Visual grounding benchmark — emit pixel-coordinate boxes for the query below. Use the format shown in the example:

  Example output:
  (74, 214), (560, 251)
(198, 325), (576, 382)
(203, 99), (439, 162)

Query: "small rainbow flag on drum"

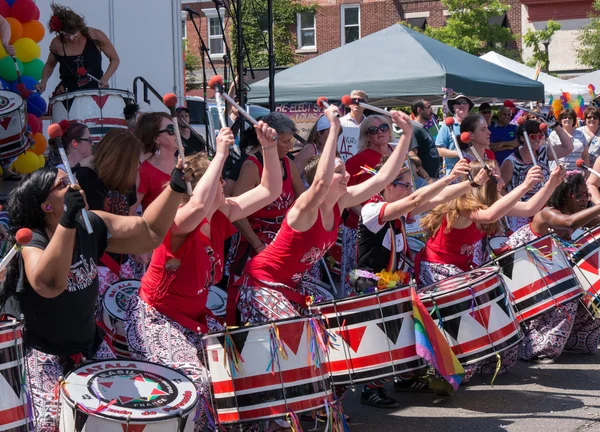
(411, 288), (465, 390)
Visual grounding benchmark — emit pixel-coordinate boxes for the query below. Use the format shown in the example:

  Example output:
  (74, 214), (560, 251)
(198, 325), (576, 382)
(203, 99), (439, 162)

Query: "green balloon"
(23, 59), (43, 82)
(0, 57), (23, 82)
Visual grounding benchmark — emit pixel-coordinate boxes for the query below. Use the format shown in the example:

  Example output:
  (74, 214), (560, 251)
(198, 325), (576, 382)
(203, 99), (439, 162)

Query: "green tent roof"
(247, 24), (544, 106)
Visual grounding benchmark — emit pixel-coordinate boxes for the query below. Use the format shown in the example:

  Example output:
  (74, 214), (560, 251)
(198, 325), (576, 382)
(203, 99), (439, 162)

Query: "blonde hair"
(180, 152), (211, 204)
(420, 161), (502, 237)
(351, 89), (368, 101)
(358, 115), (392, 153)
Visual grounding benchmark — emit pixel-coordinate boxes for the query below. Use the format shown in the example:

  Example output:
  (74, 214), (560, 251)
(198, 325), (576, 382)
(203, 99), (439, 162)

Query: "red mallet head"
(163, 93), (177, 108)
(444, 117), (455, 127)
(539, 123), (548, 133)
(76, 67), (87, 77)
(503, 100), (516, 109)
(460, 132), (472, 143)
(208, 75), (224, 90)
(15, 228), (33, 246)
(341, 95), (353, 106)
(576, 159), (586, 169)
(48, 123), (63, 139)
(316, 96), (329, 109)
(516, 115), (527, 126)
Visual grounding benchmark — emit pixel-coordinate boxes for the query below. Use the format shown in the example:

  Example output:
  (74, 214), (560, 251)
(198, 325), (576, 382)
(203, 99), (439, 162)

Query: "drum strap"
(100, 253), (121, 276)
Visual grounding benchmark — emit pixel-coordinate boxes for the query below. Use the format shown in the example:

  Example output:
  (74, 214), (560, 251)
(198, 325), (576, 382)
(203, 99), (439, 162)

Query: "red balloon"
(10, 0), (36, 23)
(32, 5), (39, 21)
(0, 1), (10, 18)
(27, 112), (41, 134)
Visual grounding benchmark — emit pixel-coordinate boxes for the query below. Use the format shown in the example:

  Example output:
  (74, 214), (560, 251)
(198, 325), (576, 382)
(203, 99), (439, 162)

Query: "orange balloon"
(21, 20), (45, 43)
(6, 18), (23, 45)
(30, 132), (47, 155)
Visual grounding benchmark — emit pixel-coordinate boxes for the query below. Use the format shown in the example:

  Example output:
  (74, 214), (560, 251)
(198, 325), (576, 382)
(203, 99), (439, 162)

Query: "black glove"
(170, 166), (188, 194)
(59, 187), (86, 229)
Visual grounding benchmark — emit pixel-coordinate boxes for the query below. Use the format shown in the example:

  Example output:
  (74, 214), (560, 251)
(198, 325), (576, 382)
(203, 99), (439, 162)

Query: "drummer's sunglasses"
(366, 124), (390, 135)
(393, 181), (412, 189)
(572, 191), (591, 201)
(158, 124), (175, 136)
(352, 98), (366, 104)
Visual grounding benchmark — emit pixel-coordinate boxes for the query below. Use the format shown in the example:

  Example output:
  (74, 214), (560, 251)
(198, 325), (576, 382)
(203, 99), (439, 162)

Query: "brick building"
(181, 0), (594, 94)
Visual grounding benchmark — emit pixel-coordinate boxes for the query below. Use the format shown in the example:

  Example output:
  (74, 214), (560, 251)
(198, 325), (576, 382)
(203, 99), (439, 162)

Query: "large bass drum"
(0, 91), (26, 163)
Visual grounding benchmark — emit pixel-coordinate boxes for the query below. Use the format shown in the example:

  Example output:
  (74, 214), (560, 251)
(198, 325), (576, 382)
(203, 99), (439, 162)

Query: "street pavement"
(302, 351), (600, 432)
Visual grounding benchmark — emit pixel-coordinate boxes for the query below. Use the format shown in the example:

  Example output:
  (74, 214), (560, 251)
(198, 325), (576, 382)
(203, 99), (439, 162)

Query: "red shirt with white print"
(243, 203), (342, 287)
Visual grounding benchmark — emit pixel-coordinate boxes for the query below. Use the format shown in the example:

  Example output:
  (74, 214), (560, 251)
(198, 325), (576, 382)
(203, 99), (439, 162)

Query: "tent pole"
(268, 0), (275, 111)
(236, 0), (245, 109)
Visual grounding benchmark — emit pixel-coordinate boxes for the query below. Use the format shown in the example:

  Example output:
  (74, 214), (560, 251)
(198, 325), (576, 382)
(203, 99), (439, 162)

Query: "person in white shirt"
(339, 89), (368, 161)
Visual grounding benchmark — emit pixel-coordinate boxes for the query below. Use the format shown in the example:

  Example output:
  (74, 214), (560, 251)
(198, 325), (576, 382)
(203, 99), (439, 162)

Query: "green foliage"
(578, 0), (600, 69)
(183, 40), (202, 91)
(230, 0), (317, 69)
(523, 20), (560, 70)
(422, 0), (516, 57)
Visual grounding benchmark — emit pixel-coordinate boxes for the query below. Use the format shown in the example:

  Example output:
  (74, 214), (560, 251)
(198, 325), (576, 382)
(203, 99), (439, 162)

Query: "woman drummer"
(125, 123), (281, 432)
(506, 172), (600, 362)
(0, 163), (188, 431)
(36, 3), (119, 94)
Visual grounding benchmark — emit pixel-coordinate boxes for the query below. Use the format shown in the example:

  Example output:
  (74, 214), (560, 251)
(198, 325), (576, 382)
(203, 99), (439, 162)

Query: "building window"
(341, 5), (360, 45)
(297, 12), (316, 49)
(181, 11), (187, 40)
(204, 8), (225, 58)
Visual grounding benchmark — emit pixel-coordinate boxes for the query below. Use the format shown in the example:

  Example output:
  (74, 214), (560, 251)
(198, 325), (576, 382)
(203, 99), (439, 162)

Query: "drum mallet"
(208, 75), (278, 142)
(341, 94), (391, 117)
(504, 100), (555, 128)
(162, 93), (193, 196)
(443, 117), (465, 159)
(539, 122), (560, 163)
(76, 67), (103, 87)
(207, 75), (229, 129)
(316, 97), (340, 117)
(577, 159), (600, 179)
(0, 228), (32, 271)
(10, 56), (30, 99)
(48, 123), (94, 234)
(516, 116), (538, 167)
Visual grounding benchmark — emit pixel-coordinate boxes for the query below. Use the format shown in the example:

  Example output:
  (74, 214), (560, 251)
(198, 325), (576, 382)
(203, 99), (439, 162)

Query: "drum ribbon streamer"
(12, 320), (34, 426)
(323, 398), (350, 432)
(201, 394), (225, 432)
(267, 323), (288, 374)
(286, 411), (303, 432)
(307, 317), (336, 369)
(224, 328), (243, 376)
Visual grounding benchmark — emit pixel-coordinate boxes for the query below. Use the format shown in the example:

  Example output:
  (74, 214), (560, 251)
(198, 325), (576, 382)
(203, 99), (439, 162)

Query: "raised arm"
(549, 126), (574, 160)
(470, 166), (544, 224)
(222, 123), (282, 222)
(587, 157), (600, 205)
(541, 204), (600, 231)
(340, 111), (413, 209)
(508, 165), (564, 217)
(0, 16), (14, 56)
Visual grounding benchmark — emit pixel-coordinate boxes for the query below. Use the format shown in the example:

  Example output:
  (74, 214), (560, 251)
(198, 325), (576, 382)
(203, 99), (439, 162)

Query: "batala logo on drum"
(85, 364), (179, 410)
(112, 285), (138, 311)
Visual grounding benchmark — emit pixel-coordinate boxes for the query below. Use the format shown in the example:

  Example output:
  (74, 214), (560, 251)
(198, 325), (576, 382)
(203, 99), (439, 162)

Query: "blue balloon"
(5, 0), (15, 5)
(0, 78), (11, 91)
(27, 94), (47, 118)
(19, 76), (37, 91)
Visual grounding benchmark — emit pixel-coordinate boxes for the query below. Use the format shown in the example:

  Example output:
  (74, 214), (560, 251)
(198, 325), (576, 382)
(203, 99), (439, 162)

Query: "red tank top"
(139, 210), (236, 331)
(244, 203), (342, 287)
(421, 217), (484, 271)
(247, 155), (295, 221)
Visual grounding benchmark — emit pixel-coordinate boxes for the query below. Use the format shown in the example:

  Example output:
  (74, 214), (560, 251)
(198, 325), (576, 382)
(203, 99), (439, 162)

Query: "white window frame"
(341, 5), (360, 45)
(296, 11), (316, 51)
(181, 11), (187, 40)
(204, 8), (226, 59)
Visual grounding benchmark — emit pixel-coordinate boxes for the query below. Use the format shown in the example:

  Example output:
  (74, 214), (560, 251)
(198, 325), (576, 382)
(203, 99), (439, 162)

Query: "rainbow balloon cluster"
(0, 0), (47, 173)
(548, 91), (586, 121)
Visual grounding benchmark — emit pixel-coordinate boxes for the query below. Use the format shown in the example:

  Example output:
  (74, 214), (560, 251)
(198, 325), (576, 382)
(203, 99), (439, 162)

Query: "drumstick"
(341, 94), (390, 117)
(517, 116), (538, 167)
(316, 97), (340, 118)
(539, 123), (560, 163)
(0, 228), (32, 271)
(444, 117), (464, 159)
(577, 159), (600, 179)
(10, 56), (30, 99)
(162, 93), (193, 196)
(504, 100), (553, 127)
(76, 67), (103, 86)
(48, 123), (94, 234)
(459, 131), (489, 169)
(207, 76), (228, 129)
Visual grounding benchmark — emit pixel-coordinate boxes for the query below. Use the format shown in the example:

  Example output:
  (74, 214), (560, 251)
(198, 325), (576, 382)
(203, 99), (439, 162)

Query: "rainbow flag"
(411, 288), (465, 390)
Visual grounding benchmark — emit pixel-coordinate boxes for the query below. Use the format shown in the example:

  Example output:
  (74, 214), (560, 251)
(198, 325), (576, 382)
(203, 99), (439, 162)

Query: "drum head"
(489, 236), (509, 250)
(49, 88), (134, 103)
(102, 280), (140, 322)
(62, 360), (198, 421)
(419, 266), (500, 297)
(207, 286), (227, 317)
(0, 91), (23, 115)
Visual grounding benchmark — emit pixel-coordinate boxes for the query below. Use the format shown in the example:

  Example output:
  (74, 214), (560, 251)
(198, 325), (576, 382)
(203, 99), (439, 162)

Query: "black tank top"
(52, 37), (104, 92)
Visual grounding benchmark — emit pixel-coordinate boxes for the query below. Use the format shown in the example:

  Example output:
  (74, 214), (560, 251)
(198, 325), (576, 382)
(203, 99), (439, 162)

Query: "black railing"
(132, 76), (165, 108)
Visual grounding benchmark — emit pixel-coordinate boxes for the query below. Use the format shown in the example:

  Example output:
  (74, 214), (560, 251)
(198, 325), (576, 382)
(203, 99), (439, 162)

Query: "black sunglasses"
(50, 177), (70, 192)
(352, 98), (366, 104)
(158, 124), (175, 136)
(77, 137), (93, 143)
(367, 124), (390, 135)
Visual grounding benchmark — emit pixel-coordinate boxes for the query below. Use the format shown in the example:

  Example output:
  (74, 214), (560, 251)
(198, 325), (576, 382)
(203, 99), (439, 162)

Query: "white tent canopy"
(480, 51), (591, 103)
(568, 70), (600, 92)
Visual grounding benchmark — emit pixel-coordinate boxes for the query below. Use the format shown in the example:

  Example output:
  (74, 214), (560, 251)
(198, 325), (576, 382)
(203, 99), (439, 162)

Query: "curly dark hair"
(516, 119), (542, 145)
(0, 168), (58, 310)
(547, 172), (586, 211)
(49, 4), (93, 41)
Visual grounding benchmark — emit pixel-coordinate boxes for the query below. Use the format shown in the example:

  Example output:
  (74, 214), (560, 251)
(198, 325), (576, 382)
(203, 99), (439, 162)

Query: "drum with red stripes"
(487, 236), (510, 258)
(418, 266), (523, 366)
(59, 359), (197, 431)
(203, 315), (332, 424)
(0, 318), (33, 432)
(49, 89), (134, 141)
(569, 225), (600, 317)
(309, 285), (424, 385)
(0, 91), (26, 163)
(488, 234), (583, 322)
(101, 280), (140, 357)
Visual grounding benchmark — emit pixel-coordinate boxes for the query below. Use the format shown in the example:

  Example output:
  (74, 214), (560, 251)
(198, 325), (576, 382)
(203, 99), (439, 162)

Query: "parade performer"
(36, 3), (120, 94)
(500, 119), (573, 231)
(47, 121), (92, 171)
(0, 161), (189, 431)
(459, 114), (496, 163)
(132, 112), (179, 213)
(506, 172), (600, 362)
(226, 113), (304, 284)
(125, 123), (281, 432)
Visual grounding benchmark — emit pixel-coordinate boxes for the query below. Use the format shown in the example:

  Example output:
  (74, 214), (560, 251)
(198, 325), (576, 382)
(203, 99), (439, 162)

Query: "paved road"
(301, 351), (600, 432)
